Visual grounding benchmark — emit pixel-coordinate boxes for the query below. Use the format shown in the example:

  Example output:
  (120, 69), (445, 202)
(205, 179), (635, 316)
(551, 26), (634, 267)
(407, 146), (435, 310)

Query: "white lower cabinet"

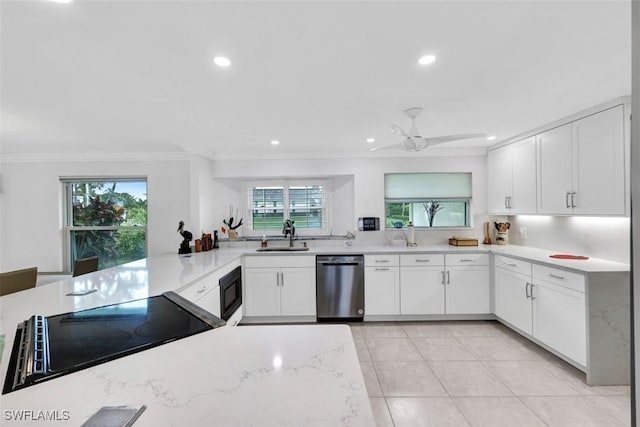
(494, 255), (586, 366)
(365, 266), (400, 315)
(446, 266), (490, 314)
(532, 266), (586, 366)
(397, 253), (489, 315)
(400, 266), (444, 314)
(245, 267), (315, 316)
(494, 267), (532, 335)
(244, 256), (316, 318)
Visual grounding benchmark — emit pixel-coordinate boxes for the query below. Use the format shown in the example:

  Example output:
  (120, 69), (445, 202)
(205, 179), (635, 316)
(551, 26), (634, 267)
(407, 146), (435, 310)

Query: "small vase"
(496, 231), (508, 245)
(228, 230), (238, 240)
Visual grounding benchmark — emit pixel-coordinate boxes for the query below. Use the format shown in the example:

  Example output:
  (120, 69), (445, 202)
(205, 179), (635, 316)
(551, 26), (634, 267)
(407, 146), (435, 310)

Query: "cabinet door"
(532, 280), (586, 366)
(196, 286), (222, 318)
(511, 136), (537, 214)
(445, 266), (490, 314)
(280, 268), (316, 316)
(494, 267), (532, 335)
(244, 268), (280, 316)
(537, 123), (573, 214)
(573, 105), (625, 214)
(487, 145), (512, 214)
(365, 267), (400, 315)
(400, 267), (445, 315)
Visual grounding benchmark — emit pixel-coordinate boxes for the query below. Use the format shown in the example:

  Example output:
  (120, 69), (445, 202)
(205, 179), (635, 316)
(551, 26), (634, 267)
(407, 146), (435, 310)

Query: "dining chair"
(73, 256), (99, 277)
(0, 266), (38, 296)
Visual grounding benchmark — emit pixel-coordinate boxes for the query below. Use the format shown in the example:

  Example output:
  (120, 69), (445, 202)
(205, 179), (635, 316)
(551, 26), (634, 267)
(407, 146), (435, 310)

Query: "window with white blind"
(384, 173), (472, 229)
(244, 179), (329, 235)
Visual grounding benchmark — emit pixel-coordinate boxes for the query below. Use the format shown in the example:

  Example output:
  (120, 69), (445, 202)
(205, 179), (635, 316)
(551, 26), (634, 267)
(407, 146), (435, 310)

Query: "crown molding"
(1, 151), (190, 163)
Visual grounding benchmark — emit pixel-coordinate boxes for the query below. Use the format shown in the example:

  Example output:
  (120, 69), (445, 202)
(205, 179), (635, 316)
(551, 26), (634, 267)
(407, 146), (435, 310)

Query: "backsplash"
(496, 215), (630, 264)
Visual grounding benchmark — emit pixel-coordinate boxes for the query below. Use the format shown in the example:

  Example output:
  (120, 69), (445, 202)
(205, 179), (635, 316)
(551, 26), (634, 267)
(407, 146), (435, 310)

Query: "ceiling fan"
(380, 107), (486, 151)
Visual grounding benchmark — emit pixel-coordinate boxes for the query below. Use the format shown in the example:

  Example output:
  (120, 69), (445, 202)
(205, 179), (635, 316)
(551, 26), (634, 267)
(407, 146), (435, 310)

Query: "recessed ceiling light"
(49, 0), (73, 3)
(487, 135), (497, 141)
(366, 138), (375, 143)
(418, 55), (436, 65)
(213, 56), (231, 67)
(369, 147), (378, 152)
(271, 140), (280, 146)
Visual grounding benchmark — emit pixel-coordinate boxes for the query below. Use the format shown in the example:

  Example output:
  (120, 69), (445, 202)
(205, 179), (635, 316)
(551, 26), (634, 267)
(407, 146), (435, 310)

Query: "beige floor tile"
(454, 396), (547, 427)
(353, 336), (372, 362)
(366, 337), (423, 362)
(387, 397), (471, 427)
(374, 361), (448, 397)
(483, 361), (578, 396)
(360, 362), (383, 397)
(369, 398), (394, 427)
(457, 336), (548, 361)
(447, 321), (509, 337)
(429, 361), (512, 397)
(587, 395), (632, 427)
(522, 396), (626, 427)
(362, 324), (408, 338)
(541, 358), (631, 396)
(411, 337), (477, 361)
(401, 322), (454, 338)
(349, 324), (364, 339)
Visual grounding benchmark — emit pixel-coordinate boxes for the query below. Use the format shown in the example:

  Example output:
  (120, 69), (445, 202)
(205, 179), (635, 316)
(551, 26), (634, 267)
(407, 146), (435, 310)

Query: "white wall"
(209, 155), (488, 245)
(0, 158), (191, 272)
(500, 215), (630, 264)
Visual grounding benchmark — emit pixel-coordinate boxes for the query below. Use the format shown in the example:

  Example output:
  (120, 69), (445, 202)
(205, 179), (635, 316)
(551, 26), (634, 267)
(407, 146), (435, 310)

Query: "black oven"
(219, 266), (242, 321)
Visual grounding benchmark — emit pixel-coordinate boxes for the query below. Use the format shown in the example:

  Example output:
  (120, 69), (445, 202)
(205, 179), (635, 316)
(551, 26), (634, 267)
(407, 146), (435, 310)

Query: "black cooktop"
(3, 292), (224, 394)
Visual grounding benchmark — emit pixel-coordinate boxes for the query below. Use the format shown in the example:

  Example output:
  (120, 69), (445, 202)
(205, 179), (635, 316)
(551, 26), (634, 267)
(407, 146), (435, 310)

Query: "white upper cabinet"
(488, 137), (536, 215)
(572, 106), (625, 215)
(537, 105), (626, 215)
(537, 124), (574, 214)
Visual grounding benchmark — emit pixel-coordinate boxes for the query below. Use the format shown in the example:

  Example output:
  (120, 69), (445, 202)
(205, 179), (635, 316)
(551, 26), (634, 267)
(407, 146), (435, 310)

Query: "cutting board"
(549, 254), (589, 260)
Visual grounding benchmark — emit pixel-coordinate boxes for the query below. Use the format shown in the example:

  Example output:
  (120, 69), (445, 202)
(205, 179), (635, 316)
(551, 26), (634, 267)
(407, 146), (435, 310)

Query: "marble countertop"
(0, 325), (373, 427)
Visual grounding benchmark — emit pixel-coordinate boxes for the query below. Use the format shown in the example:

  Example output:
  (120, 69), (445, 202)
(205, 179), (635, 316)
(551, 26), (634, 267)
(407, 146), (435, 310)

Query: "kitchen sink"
(255, 247), (310, 252)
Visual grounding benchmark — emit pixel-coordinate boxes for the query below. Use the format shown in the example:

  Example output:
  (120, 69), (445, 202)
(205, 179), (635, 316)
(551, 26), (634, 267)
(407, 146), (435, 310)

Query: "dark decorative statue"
(177, 221), (193, 254)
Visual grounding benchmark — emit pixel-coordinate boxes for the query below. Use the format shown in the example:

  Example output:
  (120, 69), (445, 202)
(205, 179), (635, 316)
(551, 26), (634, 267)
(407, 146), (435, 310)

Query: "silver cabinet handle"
(415, 259), (431, 263)
(547, 272), (565, 280)
(566, 191), (571, 209)
(504, 262), (517, 267)
(446, 271), (450, 284)
(375, 259), (390, 263)
(280, 272), (284, 287)
(196, 286), (207, 294)
(571, 192), (576, 208)
(441, 271), (446, 285)
(276, 272), (280, 287)
(530, 283), (536, 300)
(505, 196), (508, 209)
(507, 196), (512, 209)
(460, 259), (475, 262)
(375, 267), (390, 271)
(525, 282), (530, 299)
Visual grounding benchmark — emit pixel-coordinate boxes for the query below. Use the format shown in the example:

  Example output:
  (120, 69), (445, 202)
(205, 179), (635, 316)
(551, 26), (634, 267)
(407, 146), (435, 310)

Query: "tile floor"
(350, 320), (631, 427)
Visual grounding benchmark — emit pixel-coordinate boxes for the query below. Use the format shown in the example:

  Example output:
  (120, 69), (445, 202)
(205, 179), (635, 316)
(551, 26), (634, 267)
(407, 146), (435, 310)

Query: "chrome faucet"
(283, 219), (295, 247)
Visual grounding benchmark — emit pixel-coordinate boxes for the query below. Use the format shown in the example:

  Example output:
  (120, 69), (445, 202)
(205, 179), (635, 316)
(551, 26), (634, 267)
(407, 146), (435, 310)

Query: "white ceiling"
(0, 0), (631, 159)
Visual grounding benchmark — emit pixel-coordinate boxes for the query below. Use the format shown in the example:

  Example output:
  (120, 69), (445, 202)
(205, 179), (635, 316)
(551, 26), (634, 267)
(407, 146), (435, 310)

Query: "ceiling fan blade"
(390, 123), (408, 136)
(376, 142), (405, 151)
(424, 133), (487, 146)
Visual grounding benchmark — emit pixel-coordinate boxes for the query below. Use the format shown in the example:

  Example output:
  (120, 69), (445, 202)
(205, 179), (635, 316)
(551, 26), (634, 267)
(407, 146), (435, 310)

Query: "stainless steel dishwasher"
(316, 255), (365, 321)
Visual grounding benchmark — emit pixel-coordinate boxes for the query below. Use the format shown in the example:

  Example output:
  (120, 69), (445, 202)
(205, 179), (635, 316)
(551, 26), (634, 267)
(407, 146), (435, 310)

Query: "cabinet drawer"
(446, 253), (489, 266)
(180, 272), (220, 303)
(365, 254), (399, 267)
(494, 255), (532, 275)
(533, 264), (585, 293)
(244, 255), (315, 268)
(400, 254), (444, 266)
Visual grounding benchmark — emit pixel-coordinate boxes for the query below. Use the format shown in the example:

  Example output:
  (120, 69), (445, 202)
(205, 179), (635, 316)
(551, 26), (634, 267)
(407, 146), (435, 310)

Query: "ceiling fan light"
(418, 55), (436, 65)
(487, 135), (497, 141)
(213, 56), (231, 67)
(366, 138), (375, 143)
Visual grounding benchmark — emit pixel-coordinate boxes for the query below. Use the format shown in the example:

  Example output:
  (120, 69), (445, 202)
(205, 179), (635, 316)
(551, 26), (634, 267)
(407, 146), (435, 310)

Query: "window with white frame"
(244, 179), (329, 235)
(384, 173), (472, 229)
